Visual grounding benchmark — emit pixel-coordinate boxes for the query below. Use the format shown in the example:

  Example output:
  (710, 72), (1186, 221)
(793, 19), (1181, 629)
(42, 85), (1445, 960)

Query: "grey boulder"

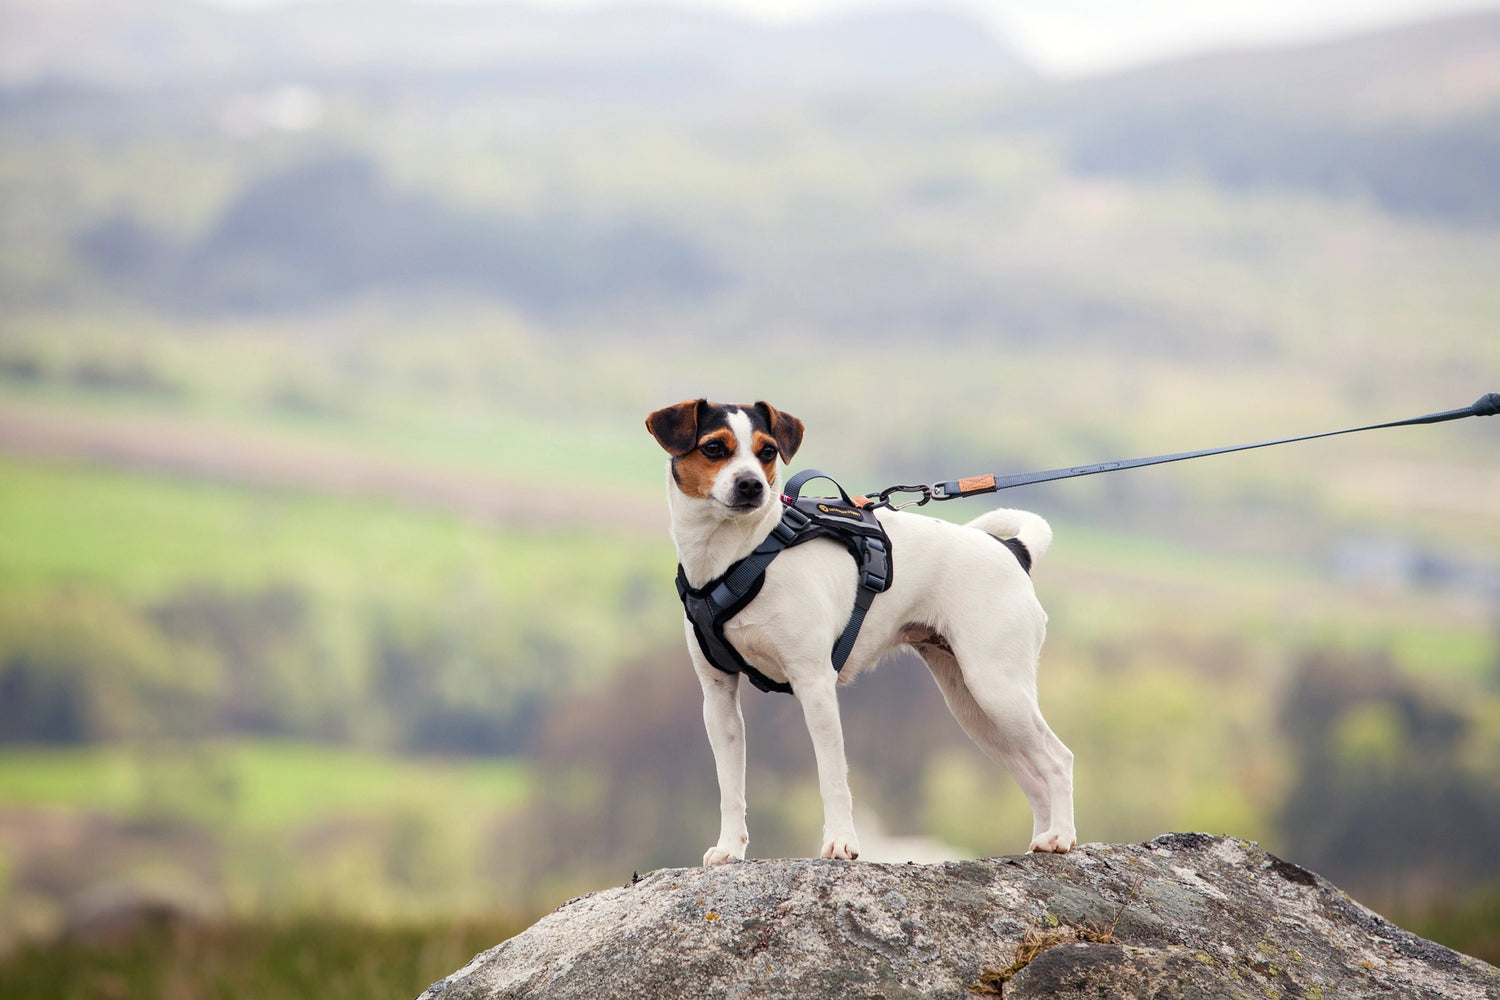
(419, 833), (1499, 999)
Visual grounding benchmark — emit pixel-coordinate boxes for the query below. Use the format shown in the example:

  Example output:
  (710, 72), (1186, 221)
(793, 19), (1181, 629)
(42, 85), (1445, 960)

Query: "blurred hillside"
(1016, 10), (1500, 224)
(0, 0), (1498, 966)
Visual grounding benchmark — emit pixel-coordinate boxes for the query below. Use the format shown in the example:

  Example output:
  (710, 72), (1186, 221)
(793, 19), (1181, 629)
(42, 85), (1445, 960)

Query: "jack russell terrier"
(647, 398), (1076, 864)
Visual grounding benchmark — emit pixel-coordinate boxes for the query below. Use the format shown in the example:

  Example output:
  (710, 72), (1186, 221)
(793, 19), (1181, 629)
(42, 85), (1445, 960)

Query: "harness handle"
(783, 468), (856, 504)
(856, 391), (1498, 510)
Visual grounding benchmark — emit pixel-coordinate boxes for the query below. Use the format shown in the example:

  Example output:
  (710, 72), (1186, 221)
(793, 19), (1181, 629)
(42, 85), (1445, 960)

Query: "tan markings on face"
(671, 428), (738, 500)
(751, 430), (779, 483)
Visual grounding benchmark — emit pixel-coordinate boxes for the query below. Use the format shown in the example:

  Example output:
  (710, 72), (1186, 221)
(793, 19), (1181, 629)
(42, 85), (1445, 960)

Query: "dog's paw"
(1028, 829), (1077, 854)
(703, 844), (745, 866)
(820, 834), (861, 861)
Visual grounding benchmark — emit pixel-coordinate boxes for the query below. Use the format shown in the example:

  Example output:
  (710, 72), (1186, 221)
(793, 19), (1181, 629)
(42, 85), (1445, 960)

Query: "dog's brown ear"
(646, 399), (705, 456)
(755, 401), (804, 461)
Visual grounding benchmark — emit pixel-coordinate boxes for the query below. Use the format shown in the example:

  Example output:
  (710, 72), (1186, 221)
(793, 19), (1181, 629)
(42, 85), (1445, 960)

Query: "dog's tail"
(966, 508), (1053, 568)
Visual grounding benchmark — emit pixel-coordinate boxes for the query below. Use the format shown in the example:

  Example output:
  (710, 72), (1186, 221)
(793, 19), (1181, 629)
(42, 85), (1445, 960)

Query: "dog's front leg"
(694, 654), (749, 866)
(796, 674), (861, 860)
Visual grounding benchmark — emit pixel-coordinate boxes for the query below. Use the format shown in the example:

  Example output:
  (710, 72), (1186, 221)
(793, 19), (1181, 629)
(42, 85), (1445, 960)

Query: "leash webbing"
(855, 392), (1500, 510)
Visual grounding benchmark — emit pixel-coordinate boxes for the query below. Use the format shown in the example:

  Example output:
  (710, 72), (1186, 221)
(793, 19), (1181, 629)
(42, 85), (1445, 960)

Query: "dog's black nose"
(734, 476), (765, 505)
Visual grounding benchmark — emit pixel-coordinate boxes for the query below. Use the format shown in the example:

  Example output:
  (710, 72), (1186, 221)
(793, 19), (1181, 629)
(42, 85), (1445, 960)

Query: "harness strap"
(832, 533), (888, 670)
(676, 565), (791, 695)
(708, 505), (811, 612)
(831, 581), (878, 671)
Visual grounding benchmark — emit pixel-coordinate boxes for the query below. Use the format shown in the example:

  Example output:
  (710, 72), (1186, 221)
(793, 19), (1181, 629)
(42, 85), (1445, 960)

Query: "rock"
(418, 833), (1500, 1000)
(62, 878), (209, 945)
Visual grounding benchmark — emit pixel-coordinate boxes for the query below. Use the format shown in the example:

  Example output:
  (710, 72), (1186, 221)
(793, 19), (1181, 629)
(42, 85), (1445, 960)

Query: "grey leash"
(856, 392), (1500, 511)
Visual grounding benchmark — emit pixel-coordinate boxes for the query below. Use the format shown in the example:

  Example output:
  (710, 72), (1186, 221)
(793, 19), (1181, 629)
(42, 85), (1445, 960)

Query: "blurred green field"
(0, 452), (678, 669)
(0, 742), (529, 831)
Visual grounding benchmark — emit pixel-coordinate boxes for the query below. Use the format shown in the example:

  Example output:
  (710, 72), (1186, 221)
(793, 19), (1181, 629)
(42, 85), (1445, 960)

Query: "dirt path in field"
(0, 400), (666, 534)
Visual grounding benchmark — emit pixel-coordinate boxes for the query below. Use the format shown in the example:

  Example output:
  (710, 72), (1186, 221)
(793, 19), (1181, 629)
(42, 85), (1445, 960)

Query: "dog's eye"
(758, 445), (778, 463)
(700, 440), (728, 459)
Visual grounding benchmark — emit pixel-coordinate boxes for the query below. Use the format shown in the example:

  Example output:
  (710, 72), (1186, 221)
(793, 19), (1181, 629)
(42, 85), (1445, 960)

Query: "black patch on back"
(997, 536), (1032, 574)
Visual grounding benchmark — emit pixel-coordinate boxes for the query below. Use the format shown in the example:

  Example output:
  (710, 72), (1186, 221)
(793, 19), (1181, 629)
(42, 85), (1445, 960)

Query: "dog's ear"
(755, 401), (804, 462)
(646, 399), (706, 456)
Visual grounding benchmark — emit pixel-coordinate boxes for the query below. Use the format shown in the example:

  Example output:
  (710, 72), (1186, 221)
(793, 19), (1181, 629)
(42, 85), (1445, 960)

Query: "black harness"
(674, 470), (893, 695)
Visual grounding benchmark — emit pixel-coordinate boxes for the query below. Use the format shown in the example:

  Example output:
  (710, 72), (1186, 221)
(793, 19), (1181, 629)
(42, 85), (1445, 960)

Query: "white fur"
(666, 417), (1076, 865)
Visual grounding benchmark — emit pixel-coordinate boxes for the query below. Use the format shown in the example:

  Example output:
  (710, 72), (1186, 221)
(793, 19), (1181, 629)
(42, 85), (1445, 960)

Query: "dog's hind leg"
(916, 644), (1053, 844)
(916, 640), (1076, 854)
(691, 641), (750, 866)
(794, 671), (861, 860)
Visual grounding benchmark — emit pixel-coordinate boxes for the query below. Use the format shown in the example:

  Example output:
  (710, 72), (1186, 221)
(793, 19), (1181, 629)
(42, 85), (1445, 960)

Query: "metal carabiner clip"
(876, 483), (933, 510)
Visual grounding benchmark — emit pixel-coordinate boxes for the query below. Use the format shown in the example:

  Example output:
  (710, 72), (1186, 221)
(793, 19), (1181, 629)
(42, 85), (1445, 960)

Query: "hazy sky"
(974, 0), (1497, 74)
(205, 0), (1500, 76)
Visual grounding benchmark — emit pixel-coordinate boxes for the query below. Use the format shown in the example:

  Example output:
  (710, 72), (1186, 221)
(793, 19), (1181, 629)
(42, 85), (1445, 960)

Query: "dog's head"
(646, 400), (804, 515)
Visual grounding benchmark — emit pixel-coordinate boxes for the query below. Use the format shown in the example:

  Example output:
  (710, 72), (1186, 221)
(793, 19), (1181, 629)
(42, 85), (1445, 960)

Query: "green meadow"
(0, 742), (530, 832)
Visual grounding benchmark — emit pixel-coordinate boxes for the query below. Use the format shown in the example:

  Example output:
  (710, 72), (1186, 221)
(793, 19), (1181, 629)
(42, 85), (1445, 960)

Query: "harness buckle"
(772, 504), (812, 543)
(861, 537), (891, 591)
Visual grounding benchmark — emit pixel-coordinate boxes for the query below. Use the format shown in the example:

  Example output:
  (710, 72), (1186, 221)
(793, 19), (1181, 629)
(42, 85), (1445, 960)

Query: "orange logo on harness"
(817, 503), (861, 518)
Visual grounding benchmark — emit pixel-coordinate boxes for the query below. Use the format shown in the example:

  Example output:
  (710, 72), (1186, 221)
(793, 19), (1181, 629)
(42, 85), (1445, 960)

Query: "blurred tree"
(151, 584), (324, 737)
(374, 625), (543, 757)
(0, 591), (208, 743)
(1277, 650), (1500, 908)
(74, 153), (723, 315)
(520, 648), (726, 880)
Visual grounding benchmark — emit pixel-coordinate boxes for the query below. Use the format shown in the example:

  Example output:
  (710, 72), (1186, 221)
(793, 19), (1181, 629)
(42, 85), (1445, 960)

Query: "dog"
(646, 398), (1076, 864)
